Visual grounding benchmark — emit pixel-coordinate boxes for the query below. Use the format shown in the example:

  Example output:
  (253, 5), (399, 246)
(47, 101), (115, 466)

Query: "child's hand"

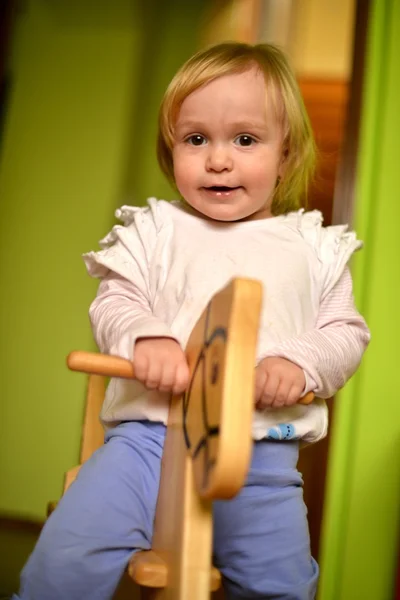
(255, 357), (306, 409)
(134, 337), (190, 395)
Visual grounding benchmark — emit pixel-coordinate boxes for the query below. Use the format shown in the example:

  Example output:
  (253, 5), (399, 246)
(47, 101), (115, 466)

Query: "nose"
(205, 144), (233, 172)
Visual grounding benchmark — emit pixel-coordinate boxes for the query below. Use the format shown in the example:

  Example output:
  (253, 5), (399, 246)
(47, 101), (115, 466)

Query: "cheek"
(173, 150), (199, 190)
(247, 166), (277, 191)
(244, 154), (281, 190)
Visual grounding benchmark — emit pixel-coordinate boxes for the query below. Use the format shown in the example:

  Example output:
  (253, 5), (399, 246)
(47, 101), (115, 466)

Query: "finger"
(254, 367), (267, 403)
(145, 360), (162, 390)
(158, 360), (176, 392)
(133, 353), (149, 384)
(286, 384), (304, 407)
(271, 381), (291, 408)
(258, 373), (280, 408)
(172, 361), (190, 396)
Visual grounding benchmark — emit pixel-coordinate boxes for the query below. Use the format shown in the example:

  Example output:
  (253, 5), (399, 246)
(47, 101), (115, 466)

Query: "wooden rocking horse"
(63, 277), (314, 599)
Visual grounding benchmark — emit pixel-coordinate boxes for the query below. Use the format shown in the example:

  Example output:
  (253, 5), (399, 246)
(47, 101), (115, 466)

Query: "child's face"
(172, 67), (285, 221)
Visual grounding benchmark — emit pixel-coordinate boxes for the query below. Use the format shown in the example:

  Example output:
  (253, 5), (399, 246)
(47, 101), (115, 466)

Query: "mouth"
(202, 185), (242, 197)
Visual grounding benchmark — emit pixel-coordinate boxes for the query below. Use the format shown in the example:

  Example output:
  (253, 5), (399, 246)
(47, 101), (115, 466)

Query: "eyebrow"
(233, 120), (269, 132)
(175, 119), (268, 132)
(174, 120), (207, 131)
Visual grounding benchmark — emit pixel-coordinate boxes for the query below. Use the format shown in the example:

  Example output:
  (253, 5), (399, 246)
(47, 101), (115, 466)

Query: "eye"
(186, 134), (207, 146)
(234, 135), (256, 147)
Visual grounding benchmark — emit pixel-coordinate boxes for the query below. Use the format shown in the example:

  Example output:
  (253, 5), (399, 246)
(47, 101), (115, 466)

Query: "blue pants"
(14, 421), (318, 599)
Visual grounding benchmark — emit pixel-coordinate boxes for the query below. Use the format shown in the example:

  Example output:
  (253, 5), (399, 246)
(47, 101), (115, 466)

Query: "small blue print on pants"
(266, 423), (297, 440)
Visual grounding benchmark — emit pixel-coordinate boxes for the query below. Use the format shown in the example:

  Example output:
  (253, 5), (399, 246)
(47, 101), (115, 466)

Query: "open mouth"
(204, 186), (241, 193)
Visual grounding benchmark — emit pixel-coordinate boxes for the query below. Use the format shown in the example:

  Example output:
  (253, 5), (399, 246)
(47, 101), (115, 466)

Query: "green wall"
(0, 0), (207, 523)
(319, 0), (400, 598)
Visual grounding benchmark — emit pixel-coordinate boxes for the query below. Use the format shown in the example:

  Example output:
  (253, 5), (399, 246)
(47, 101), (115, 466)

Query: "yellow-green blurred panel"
(319, 0), (400, 598)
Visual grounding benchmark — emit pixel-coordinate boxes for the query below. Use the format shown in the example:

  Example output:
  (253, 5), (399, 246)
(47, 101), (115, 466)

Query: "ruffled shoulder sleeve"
(83, 197), (166, 281)
(295, 209), (363, 299)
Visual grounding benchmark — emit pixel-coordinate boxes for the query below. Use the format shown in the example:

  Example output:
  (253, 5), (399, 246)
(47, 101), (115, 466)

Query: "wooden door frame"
(332, 0), (371, 227)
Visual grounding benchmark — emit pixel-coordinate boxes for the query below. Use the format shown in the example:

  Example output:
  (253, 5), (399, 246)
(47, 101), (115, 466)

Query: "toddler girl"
(14, 42), (370, 600)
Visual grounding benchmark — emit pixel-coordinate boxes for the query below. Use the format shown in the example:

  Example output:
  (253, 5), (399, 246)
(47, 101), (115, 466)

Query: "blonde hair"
(157, 42), (316, 215)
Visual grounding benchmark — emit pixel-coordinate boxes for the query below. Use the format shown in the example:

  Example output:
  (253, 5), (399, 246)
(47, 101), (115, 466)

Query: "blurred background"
(0, 1), (398, 598)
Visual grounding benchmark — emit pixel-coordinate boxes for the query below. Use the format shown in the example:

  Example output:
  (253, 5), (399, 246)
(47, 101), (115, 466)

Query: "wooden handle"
(67, 351), (135, 379)
(67, 351), (315, 404)
(299, 391), (314, 405)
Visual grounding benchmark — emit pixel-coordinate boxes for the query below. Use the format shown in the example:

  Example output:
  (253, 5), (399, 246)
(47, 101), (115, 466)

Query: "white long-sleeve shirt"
(83, 198), (370, 443)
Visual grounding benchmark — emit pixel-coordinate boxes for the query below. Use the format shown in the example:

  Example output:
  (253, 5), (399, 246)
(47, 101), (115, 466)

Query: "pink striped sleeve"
(265, 267), (370, 398)
(89, 273), (177, 360)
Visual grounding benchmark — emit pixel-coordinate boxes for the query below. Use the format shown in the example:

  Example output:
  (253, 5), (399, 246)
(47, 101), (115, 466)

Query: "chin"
(184, 196), (258, 222)
(201, 204), (249, 222)
(214, 210), (257, 223)
(205, 210), (243, 222)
